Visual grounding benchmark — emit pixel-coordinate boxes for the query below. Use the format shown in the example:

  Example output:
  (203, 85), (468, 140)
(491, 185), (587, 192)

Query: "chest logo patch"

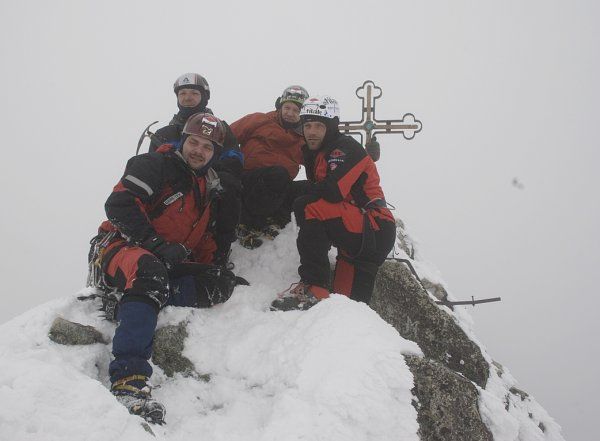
(330, 149), (346, 158)
(163, 191), (184, 206)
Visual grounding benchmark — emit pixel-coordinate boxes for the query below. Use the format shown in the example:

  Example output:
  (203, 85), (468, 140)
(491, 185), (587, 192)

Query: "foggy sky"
(1, 1), (598, 439)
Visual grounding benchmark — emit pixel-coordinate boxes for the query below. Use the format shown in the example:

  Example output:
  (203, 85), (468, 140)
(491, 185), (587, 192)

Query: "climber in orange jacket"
(230, 85), (309, 249)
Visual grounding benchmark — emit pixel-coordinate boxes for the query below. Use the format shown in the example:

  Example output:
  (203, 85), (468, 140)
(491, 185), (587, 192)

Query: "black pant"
(293, 194), (396, 304)
(241, 166), (304, 229)
(212, 170), (241, 263)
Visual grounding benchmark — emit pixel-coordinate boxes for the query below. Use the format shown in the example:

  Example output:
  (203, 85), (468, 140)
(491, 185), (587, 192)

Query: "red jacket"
(99, 145), (219, 263)
(230, 110), (304, 179)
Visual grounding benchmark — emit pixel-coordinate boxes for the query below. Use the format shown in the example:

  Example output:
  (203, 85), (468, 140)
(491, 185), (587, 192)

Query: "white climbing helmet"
(300, 95), (341, 120)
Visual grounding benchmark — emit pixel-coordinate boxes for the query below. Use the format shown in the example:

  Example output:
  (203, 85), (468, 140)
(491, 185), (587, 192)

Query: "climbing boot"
(237, 224), (263, 249)
(270, 282), (329, 311)
(111, 375), (166, 425)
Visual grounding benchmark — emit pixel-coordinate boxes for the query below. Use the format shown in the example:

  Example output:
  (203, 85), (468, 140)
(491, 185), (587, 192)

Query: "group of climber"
(88, 72), (396, 424)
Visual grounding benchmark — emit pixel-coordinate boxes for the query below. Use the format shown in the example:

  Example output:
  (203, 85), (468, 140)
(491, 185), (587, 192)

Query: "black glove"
(200, 267), (249, 306)
(142, 235), (189, 267)
(213, 157), (243, 178)
(365, 136), (380, 162)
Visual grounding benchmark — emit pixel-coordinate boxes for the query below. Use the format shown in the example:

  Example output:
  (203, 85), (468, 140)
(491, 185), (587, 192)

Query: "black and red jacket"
(99, 145), (221, 263)
(302, 133), (394, 223)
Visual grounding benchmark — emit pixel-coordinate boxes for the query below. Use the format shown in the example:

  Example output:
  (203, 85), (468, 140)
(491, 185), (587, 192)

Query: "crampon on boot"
(262, 217), (282, 240)
(237, 224), (263, 249)
(111, 375), (166, 425)
(270, 282), (329, 311)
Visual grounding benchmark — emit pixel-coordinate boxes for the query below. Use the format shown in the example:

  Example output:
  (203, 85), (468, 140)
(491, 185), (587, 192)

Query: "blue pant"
(109, 274), (207, 383)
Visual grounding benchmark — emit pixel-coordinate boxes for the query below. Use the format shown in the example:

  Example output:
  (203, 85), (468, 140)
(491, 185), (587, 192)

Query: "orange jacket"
(230, 110), (304, 179)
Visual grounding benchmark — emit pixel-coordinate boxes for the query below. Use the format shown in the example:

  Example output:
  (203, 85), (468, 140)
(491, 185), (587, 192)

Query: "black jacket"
(148, 108), (243, 177)
(302, 133), (387, 210)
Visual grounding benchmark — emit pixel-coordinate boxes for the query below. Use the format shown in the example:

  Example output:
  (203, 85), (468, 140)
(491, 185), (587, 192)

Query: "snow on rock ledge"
(0, 220), (565, 440)
(0, 282), (421, 441)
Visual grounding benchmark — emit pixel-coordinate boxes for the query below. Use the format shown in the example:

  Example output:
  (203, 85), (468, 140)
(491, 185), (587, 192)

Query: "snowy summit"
(0, 224), (564, 440)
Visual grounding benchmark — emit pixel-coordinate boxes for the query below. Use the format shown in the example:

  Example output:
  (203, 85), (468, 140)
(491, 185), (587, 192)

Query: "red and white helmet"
(300, 95), (340, 120)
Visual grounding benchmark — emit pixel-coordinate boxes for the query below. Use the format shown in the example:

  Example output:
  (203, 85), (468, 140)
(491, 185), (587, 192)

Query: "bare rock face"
(151, 322), (197, 378)
(370, 257), (500, 439)
(406, 355), (493, 441)
(420, 278), (450, 304)
(48, 317), (203, 380)
(371, 259), (489, 387)
(48, 317), (108, 345)
(395, 218), (416, 258)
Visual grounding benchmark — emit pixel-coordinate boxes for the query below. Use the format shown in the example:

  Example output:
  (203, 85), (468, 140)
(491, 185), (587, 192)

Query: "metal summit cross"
(338, 80), (422, 153)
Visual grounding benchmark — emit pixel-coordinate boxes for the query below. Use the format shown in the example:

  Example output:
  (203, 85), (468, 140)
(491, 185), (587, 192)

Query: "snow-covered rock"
(0, 222), (564, 440)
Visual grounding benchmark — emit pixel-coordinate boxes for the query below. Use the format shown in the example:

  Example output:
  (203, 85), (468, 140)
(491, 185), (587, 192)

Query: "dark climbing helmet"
(182, 113), (226, 147)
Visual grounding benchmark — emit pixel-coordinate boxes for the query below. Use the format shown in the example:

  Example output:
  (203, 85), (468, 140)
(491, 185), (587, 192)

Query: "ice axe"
(136, 121), (160, 155)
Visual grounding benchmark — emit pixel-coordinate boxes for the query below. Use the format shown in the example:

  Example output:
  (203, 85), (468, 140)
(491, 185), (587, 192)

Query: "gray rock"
(406, 355), (493, 441)
(421, 278), (450, 303)
(509, 386), (529, 401)
(152, 323), (196, 377)
(48, 317), (108, 345)
(371, 260), (489, 387)
(395, 218), (415, 258)
(492, 360), (505, 377)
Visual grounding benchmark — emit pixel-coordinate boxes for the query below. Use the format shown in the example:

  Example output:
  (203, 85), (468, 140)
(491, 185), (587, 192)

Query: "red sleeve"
(230, 112), (269, 146)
